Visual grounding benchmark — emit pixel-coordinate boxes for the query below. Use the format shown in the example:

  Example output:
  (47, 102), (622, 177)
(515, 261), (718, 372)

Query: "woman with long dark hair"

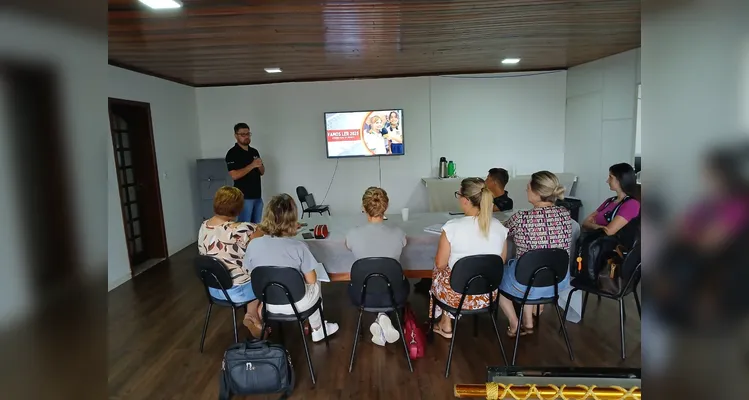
(582, 163), (641, 236)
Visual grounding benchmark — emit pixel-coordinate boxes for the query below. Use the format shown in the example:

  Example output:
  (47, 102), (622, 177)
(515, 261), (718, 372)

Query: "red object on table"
(313, 224), (329, 239)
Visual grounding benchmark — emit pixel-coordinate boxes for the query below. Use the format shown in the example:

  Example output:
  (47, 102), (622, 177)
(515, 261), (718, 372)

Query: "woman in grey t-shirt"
(244, 194), (339, 343)
(345, 187), (409, 346)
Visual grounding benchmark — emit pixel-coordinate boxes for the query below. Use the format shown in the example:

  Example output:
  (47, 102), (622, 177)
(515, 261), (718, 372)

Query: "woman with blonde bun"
(498, 171), (573, 337)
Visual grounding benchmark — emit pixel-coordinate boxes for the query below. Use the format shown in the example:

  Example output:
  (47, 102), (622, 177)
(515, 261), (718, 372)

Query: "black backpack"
(575, 230), (620, 283)
(219, 339), (295, 400)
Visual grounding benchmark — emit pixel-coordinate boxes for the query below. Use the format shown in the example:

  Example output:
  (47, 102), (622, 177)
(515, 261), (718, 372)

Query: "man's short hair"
(488, 168), (510, 187)
(234, 122), (249, 133)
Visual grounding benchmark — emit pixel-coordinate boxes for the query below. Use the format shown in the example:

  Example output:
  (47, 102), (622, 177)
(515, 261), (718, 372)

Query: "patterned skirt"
(428, 267), (497, 319)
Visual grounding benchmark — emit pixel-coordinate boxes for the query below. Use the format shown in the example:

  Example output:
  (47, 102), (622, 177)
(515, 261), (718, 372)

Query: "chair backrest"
(514, 248), (569, 287)
(305, 193), (317, 208)
(449, 254), (504, 295)
(250, 266), (307, 305)
(620, 240), (642, 295)
(194, 255), (234, 291)
(350, 257), (405, 297)
(296, 186), (309, 207)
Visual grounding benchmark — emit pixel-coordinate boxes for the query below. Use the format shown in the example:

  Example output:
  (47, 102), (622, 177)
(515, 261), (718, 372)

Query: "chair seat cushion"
(433, 296), (493, 315)
(264, 304), (320, 322)
(499, 290), (556, 305)
(210, 298), (251, 308)
(305, 205), (329, 212)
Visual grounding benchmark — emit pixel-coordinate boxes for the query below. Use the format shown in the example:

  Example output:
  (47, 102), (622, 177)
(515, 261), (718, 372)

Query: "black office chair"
(250, 266), (330, 386)
(296, 186), (330, 218)
(347, 257), (412, 373)
(562, 241), (641, 360)
(194, 255), (254, 352)
(428, 254), (508, 378)
(499, 248), (574, 365)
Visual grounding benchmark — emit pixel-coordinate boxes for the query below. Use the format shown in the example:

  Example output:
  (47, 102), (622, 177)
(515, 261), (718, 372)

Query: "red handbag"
(403, 304), (425, 359)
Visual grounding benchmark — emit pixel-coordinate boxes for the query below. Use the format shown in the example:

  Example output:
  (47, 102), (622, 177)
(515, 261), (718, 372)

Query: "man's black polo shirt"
(225, 144), (262, 200)
(493, 191), (514, 212)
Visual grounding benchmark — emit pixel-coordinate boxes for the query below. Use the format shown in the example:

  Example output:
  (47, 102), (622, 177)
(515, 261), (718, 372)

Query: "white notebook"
(423, 223), (444, 235)
(315, 262), (331, 282)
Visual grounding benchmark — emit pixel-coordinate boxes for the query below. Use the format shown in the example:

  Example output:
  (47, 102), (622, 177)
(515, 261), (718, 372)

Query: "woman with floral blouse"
(198, 186), (264, 337)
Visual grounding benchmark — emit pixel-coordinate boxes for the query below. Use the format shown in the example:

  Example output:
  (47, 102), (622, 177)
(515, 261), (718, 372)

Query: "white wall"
(195, 71), (568, 215)
(564, 49), (640, 215)
(108, 66), (202, 290)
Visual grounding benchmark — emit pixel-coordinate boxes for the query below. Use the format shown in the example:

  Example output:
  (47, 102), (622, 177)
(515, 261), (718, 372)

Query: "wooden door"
(109, 99), (167, 271)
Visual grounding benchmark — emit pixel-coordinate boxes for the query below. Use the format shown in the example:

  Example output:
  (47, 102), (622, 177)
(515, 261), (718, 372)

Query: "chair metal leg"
(298, 320), (317, 385)
(392, 309), (413, 372)
(445, 312), (460, 378)
(560, 289), (577, 336)
(511, 304), (524, 365)
(231, 307), (239, 343)
(348, 310), (364, 373)
(618, 298), (626, 360)
(278, 322), (285, 346)
(327, 209), (331, 216)
(428, 296), (437, 343)
(633, 290), (642, 320)
(199, 303), (213, 353)
(318, 304), (330, 347)
(473, 315), (479, 337)
(489, 310), (509, 365)
(554, 304), (574, 361)
(580, 291), (590, 321)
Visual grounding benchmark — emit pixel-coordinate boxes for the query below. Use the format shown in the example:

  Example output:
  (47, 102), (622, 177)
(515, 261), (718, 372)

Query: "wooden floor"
(109, 244), (641, 399)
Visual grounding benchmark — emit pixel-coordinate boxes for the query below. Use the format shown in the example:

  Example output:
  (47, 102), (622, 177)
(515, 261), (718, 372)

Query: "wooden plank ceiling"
(108, 0), (640, 87)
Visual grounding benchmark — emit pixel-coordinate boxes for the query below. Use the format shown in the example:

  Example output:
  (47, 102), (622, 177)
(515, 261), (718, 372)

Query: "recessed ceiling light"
(138, 0), (182, 9)
(502, 58), (521, 65)
(264, 68), (282, 74)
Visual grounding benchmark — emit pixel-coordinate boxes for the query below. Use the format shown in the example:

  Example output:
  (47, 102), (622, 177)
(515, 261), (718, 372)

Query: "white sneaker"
(369, 321), (387, 347)
(311, 321), (339, 342)
(376, 313), (400, 344)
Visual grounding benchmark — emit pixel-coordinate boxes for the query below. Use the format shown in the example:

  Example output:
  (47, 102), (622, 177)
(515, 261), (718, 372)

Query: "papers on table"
(424, 223), (444, 235)
(315, 262), (331, 282)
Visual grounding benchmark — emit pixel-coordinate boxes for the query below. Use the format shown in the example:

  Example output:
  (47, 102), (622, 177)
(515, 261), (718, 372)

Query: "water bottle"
(438, 157), (447, 178)
(447, 160), (456, 177)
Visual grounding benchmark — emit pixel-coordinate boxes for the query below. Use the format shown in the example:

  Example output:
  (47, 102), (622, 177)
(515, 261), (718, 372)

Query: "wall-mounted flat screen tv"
(324, 109), (404, 158)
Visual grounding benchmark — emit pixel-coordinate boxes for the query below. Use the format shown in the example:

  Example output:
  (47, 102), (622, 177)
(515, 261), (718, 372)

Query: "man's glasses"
(236, 132), (251, 137)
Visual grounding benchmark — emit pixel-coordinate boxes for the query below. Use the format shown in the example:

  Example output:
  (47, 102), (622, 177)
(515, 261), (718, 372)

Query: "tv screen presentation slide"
(324, 110), (404, 158)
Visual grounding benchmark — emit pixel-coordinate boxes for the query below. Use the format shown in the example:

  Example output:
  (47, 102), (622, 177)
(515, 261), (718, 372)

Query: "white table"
(295, 211), (514, 279)
(295, 211), (585, 322)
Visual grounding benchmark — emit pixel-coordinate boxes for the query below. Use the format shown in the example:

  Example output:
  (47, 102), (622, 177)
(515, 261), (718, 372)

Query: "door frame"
(108, 97), (168, 269)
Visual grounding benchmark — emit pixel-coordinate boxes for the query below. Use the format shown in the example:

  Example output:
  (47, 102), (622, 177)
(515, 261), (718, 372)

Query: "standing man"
(225, 123), (265, 223)
(486, 167), (514, 211)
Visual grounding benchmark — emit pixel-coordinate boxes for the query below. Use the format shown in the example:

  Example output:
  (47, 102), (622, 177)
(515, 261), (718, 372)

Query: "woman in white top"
(430, 178), (509, 339)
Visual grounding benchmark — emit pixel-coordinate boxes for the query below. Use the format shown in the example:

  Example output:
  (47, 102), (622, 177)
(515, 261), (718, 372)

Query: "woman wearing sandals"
(430, 178), (509, 339)
(345, 187), (409, 346)
(498, 171), (572, 337)
(198, 186), (266, 337)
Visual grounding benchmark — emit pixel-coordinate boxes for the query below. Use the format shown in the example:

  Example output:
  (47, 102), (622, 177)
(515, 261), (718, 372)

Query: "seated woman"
(243, 194), (339, 342)
(198, 186), (264, 337)
(430, 178), (509, 339)
(498, 171), (573, 337)
(582, 163), (641, 236)
(345, 187), (408, 346)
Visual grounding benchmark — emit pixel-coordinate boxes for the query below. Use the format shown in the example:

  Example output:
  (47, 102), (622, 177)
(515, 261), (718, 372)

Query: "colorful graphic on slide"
(325, 110), (404, 158)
